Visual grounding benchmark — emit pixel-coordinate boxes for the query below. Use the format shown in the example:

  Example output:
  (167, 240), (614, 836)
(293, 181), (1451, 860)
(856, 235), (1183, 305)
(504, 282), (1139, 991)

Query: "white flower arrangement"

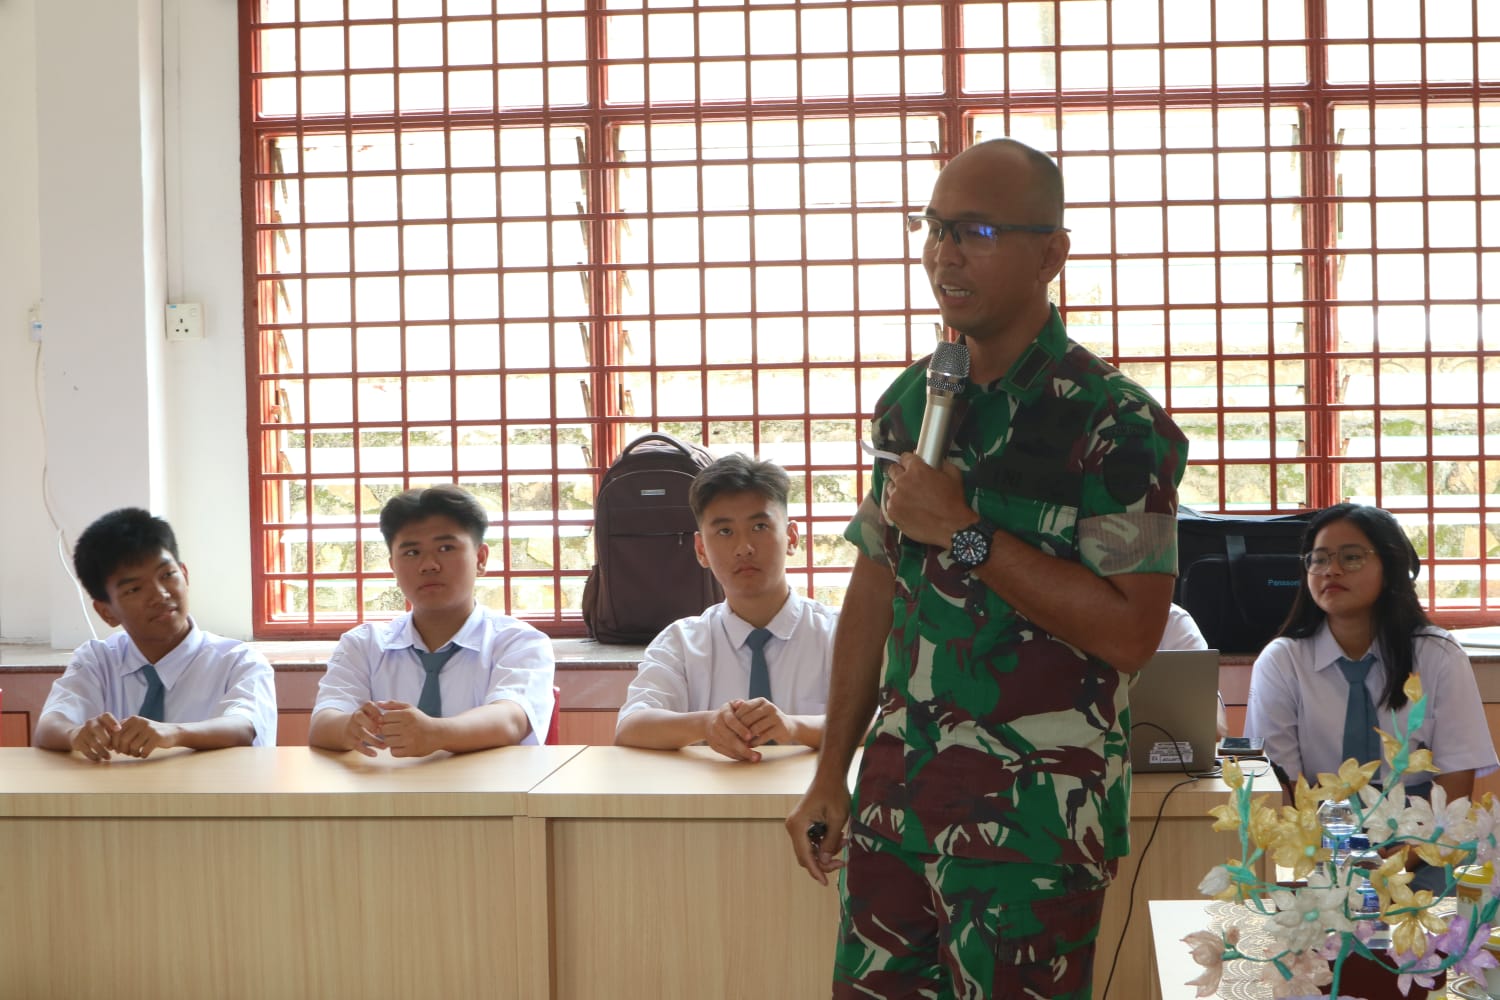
(1185, 674), (1500, 998)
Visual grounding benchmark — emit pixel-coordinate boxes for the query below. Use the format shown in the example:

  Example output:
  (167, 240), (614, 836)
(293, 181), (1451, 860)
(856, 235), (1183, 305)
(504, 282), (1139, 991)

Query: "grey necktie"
(416, 645), (460, 718)
(138, 663), (166, 721)
(1336, 654), (1381, 765)
(746, 627), (773, 702)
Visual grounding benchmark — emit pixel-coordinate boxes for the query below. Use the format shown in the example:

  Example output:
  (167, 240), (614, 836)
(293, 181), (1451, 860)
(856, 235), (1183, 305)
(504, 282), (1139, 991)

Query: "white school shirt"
(1160, 603), (1208, 650)
(314, 604), (556, 745)
(1244, 624), (1497, 786)
(39, 621), (277, 746)
(616, 591), (838, 722)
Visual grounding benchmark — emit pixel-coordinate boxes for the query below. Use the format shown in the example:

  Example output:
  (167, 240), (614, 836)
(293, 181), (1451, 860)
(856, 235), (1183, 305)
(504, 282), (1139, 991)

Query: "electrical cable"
(1100, 721), (1212, 1000)
(32, 337), (98, 640)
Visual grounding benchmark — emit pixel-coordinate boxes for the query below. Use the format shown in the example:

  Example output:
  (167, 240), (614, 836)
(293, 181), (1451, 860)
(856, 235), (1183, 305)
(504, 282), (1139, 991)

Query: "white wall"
(0, 0), (253, 645)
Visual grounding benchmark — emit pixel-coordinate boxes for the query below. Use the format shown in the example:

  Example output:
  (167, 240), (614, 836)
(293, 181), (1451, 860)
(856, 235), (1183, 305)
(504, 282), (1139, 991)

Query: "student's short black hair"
(688, 454), (790, 524)
(73, 508), (181, 602)
(379, 485), (490, 548)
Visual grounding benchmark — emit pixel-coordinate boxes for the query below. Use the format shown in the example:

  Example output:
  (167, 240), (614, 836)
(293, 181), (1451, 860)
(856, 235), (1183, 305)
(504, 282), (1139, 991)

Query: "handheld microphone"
(914, 340), (971, 468)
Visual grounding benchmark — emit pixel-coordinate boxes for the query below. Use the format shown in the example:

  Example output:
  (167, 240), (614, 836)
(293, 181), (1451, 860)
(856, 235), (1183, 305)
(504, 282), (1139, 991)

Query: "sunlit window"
(245, 0), (1500, 635)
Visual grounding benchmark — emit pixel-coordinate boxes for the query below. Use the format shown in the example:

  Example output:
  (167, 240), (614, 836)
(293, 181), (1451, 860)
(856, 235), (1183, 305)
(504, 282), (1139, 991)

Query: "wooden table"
(0, 744), (1269, 1000)
(0, 745), (580, 1000)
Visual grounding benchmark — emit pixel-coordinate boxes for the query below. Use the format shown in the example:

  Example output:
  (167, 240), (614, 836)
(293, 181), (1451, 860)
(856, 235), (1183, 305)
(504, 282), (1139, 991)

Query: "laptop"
(1127, 648), (1222, 773)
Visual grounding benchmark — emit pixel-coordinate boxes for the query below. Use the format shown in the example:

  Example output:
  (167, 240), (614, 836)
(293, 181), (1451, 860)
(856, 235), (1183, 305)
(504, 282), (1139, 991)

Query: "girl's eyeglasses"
(1302, 545), (1376, 575)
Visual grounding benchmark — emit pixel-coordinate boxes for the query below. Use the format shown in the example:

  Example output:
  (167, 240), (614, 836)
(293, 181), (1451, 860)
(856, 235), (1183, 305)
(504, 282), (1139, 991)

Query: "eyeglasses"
(1302, 545), (1376, 575)
(907, 214), (1067, 257)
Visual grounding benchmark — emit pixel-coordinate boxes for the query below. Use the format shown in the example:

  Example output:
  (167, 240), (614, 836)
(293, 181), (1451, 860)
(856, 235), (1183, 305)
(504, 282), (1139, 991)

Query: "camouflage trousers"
(832, 832), (1115, 1000)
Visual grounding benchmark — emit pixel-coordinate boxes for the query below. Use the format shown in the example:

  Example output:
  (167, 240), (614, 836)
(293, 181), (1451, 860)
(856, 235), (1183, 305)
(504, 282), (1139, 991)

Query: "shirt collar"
(970, 304), (1069, 399)
(723, 590), (804, 648)
(1311, 624), (1380, 673)
(129, 618), (204, 686)
(380, 603), (486, 654)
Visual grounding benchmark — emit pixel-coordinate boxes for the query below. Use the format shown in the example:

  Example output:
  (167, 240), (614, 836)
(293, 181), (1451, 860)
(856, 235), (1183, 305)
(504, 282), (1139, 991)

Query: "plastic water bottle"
(1347, 834), (1381, 876)
(1318, 798), (1358, 879)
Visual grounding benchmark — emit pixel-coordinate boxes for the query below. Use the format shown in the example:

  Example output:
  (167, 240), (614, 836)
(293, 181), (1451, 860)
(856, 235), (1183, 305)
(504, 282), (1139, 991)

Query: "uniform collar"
(381, 603), (486, 654)
(723, 590), (804, 648)
(1312, 624), (1380, 673)
(128, 618), (204, 686)
(970, 305), (1069, 399)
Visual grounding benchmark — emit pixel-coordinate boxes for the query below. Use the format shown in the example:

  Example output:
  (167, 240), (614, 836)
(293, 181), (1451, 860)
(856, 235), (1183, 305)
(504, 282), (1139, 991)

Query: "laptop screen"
(1127, 648), (1222, 773)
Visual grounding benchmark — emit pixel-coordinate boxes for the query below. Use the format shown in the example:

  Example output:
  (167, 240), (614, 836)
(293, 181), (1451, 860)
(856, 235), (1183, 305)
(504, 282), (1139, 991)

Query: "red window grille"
(242, 0), (1500, 638)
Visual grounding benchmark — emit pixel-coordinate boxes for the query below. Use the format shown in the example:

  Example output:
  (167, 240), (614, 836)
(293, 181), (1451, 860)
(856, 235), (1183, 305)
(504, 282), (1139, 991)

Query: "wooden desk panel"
(0, 746), (580, 1000)
(530, 745), (843, 1000)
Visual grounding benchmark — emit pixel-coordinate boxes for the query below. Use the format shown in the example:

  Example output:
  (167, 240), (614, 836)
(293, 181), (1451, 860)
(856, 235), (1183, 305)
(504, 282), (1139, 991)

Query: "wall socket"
(166, 302), (204, 342)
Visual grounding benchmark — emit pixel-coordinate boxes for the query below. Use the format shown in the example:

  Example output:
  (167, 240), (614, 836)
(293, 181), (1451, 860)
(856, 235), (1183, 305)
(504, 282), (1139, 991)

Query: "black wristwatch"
(950, 517), (998, 569)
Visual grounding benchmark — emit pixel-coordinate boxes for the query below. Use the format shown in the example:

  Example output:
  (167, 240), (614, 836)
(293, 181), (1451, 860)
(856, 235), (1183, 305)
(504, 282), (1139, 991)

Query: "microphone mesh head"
(927, 340), (971, 388)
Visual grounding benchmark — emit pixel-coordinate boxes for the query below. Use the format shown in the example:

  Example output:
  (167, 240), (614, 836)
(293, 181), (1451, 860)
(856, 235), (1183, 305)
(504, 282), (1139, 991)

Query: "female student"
(1244, 503), (1496, 808)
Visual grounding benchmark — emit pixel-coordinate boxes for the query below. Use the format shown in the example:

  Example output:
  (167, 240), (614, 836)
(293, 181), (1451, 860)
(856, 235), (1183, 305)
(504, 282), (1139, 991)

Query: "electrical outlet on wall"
(166, 302), (204, 342)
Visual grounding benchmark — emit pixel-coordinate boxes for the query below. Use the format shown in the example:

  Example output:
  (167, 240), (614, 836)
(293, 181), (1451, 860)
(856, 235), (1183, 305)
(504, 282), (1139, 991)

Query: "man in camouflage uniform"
(787, 138), (1188, 999)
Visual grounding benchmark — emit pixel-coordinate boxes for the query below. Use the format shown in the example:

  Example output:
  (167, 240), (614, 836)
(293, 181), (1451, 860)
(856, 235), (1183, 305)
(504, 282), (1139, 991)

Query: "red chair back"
(545, 685), (561, 745)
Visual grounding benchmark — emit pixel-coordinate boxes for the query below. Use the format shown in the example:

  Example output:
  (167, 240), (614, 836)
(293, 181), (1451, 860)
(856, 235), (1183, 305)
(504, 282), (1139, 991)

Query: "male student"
(614, 453), (837, 762)
(309, 484), (554, 756)
(35, 508), (277, 761)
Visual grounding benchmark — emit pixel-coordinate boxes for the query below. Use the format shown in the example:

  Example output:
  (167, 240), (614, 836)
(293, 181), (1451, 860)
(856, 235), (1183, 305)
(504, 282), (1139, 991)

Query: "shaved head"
(949, 138), (1065, 229)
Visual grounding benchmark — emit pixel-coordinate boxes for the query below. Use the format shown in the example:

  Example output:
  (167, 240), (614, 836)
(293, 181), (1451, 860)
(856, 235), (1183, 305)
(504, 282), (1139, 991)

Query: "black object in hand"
(807, 821), (828, 845)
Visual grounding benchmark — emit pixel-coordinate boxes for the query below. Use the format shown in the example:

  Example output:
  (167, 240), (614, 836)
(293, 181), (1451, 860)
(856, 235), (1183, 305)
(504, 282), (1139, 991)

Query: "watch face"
(953, 528), (988, 567)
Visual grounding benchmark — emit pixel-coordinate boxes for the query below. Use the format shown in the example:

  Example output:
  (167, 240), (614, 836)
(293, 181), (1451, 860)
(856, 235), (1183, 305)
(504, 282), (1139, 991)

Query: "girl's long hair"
(1276, 503), (1434, 710)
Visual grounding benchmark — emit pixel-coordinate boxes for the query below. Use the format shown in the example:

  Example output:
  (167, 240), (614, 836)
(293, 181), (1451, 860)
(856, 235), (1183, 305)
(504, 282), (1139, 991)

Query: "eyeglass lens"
(1304, 546), (1369, 573)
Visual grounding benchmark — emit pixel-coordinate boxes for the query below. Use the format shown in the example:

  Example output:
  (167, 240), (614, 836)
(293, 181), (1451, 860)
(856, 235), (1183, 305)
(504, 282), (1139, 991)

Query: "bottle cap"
(1348, 834), (1371, 850)
(1458, 863), (1494, 886)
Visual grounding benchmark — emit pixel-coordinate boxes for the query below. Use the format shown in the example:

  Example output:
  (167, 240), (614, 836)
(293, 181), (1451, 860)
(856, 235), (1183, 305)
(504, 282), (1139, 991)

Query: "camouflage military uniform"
(834, 307), (1188, 999)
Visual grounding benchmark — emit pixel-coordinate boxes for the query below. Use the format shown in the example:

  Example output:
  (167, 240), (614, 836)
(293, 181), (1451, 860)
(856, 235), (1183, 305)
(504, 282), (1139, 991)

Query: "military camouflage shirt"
(845, 307), (1188, 864)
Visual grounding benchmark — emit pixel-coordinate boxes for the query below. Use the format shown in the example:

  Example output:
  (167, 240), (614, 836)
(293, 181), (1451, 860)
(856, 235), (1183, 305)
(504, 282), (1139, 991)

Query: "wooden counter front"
(0, 746), (580, 1000)
(526, 744), (847, 1000)
(524, 749), (1262, 1000)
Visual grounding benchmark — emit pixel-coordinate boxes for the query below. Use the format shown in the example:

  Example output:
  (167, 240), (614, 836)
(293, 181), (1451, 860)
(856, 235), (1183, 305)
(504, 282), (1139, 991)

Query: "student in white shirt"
(35, 508), (276, 760)
(615, 453), (837, 762)
(308, 485), (555, 757)
(1159, 602), (1229, 739)
(1245, 503), (1496, 801)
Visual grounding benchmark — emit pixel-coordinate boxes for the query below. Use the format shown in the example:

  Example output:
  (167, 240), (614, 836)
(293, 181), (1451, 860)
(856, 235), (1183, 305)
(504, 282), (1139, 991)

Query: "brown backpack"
(581, 433), (724, 644)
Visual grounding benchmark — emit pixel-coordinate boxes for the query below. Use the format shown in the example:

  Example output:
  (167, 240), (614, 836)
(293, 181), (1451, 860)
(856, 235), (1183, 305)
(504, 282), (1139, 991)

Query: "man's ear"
(476, 542), (490, 573)
(179, 562), (190, 587)
(92, 599), (121, 629)
(785, 519), (800, 555)
(693, 531), (709, 569)
(1038, 230), (1070, 284)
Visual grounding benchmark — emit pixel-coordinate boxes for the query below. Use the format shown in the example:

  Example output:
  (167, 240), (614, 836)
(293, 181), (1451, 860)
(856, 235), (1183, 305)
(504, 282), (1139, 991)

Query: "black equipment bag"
(1174, 506), (1314, 654)
(581, 433), (724, 644)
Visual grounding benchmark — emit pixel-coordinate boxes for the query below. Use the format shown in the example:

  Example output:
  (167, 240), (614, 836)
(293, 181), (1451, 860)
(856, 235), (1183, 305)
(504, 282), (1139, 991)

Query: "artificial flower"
(1428, 913), (1500, 984)
(1197, 865), (1231, 898)
(1182, 926), (1240, 998)
(1367, 849), (1414, 913)
(1387, 946), (1442, 996)
(1270, 795), (1331, 881)
(1262, 947), (1333, 998)
(1269, 885), (1357, 953)
(1386, 884), (1447, 957)
(1406, 783), (1486, 867)
(1315, 758), (1381, 803)
(1359, 780), (1407, 842)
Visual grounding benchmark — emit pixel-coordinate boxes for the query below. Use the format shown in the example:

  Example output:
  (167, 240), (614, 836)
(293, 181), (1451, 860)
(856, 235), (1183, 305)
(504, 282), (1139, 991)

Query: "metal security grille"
(243, 0), (1500, 637)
